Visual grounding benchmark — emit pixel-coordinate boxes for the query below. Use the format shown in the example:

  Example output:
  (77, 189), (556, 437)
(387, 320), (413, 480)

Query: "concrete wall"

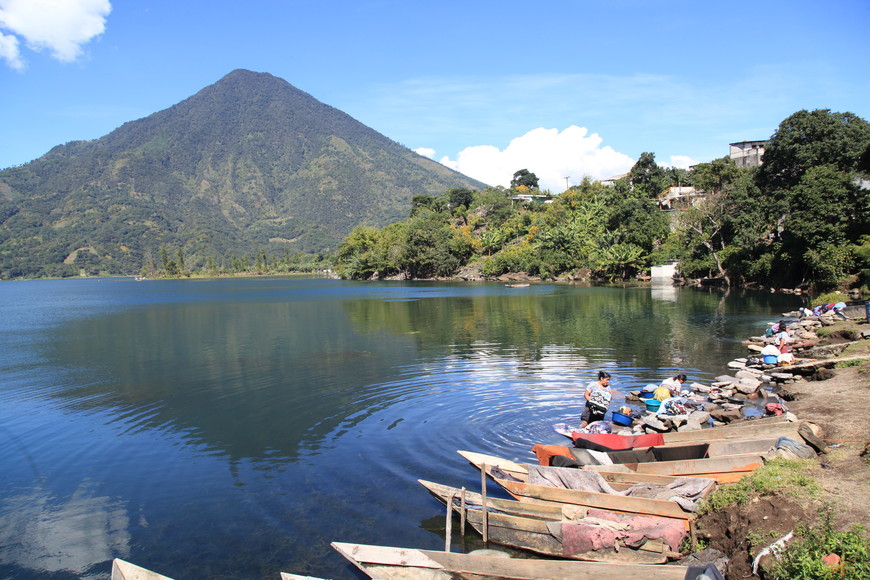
(651, 262), (678, 281)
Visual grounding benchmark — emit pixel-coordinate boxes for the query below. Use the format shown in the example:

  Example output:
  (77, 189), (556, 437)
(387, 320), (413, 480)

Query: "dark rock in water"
(710, 409), (743, 423)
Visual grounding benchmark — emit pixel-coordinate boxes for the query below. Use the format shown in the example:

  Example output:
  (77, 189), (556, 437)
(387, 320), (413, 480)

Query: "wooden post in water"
(481, 465), (488, 545)
(445, 490), (455, 552)
(459, 487), (467, 547)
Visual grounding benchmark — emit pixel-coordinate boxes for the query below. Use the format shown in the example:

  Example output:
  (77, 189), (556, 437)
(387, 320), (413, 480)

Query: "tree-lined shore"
(335, 109), (870, 293)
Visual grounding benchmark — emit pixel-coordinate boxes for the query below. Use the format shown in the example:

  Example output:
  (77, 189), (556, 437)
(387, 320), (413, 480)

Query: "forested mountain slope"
(0, 69), (485, 278)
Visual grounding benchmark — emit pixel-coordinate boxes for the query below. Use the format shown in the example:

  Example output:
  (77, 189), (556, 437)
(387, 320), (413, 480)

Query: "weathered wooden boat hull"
(111, 559), (174, 580)
(570, 431), (665, 451)
(581, 453), (764, 482)
(458, 451), (699, 522)
(535, 437), (777, 467)
(458, 450), (683, 488)
(332, 542), (689, 580)
(561, 415), (795, 444)
(419, 479), (675, 564)
(660, 417), (800, 444)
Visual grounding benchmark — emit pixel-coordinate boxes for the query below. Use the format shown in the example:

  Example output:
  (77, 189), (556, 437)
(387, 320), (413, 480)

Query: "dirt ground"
(692, 318), (870, 578)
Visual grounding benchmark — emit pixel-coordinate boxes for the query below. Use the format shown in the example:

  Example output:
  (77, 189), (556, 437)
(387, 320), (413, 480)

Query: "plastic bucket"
(763, 354), (778, 364)
(639, 391), (654, 399)
(612, 411), (633, 426)
(643, 398), (662, 411)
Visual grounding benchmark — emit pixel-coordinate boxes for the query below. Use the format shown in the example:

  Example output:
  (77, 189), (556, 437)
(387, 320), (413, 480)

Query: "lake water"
(0, 277), (803, 579)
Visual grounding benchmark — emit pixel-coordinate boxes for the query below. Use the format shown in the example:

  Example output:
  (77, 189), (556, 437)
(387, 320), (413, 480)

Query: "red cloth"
(571, 431), (665, 451)
(560, 508), (687, 555)
(531, 444), (573, 466)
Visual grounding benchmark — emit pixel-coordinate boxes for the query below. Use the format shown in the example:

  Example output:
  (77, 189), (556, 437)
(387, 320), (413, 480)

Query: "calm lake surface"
(0, 277), (804, 579)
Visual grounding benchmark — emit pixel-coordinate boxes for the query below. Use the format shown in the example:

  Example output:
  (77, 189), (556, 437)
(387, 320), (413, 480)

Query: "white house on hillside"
(729, 140), (767, 168)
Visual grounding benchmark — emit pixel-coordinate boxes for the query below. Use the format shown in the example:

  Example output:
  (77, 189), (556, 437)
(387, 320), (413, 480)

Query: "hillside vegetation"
(336, 109), (870, 291)
(0, 69), (484, 279)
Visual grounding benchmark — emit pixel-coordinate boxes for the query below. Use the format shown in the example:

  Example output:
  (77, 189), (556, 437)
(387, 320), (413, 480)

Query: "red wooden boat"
(570, 431), (665, 451)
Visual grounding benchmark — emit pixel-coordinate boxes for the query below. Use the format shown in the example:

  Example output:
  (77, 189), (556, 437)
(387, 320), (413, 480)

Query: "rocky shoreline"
(682, 305), (869, 578)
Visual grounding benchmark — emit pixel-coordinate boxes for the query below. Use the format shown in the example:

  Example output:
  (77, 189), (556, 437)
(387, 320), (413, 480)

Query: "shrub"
(768, 507), (870, 580)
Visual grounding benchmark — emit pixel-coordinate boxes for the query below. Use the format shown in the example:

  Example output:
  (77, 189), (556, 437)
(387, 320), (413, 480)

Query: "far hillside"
(0, 69), (485, 279)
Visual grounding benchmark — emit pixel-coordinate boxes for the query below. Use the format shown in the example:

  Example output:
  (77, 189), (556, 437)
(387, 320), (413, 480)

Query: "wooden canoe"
(332, 542), (689, 580)
(563, 416), (800, 447)
(457, 451), (708, 522)
(534, 437), (778, 469)
(581, 453), (764, 483)
(570, 431), (666, 451)
(659, 417), (801, 444)
(111, 559), (174, 580)
(419, 479), (679, 564)
(279, 574), (328, 580)
(461, 450), (685, 489)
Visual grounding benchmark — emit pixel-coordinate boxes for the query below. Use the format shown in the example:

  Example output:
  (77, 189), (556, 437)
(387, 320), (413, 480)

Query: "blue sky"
(1, 0), (868, 192)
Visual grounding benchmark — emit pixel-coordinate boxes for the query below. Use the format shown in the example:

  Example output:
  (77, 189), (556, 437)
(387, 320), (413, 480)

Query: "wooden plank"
(332, 543), (689, 580)
(496, 478), (693, 520)
(661, 422), (800, 444)
(111, 560), (174, 580)
(459, 450), (528, 476)
(630, 454), (763, 476)
(420, 480), (565, 520)
(706, 438), (777, 456)
(582, 463), (750, 484)
(594, 470), (684, 486)
(581, 453), (762, 476)
(332, 542), (446, 569)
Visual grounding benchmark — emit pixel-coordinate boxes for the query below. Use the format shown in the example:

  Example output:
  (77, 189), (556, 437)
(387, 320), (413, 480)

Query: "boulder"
(642, 415), (670, 432)
(678, 417), (704, 432)
(710, 409), (743, 423)
(736, 377), (762, 394)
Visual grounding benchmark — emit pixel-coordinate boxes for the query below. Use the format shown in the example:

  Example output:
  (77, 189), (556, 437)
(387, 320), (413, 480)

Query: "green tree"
(334, 225), (385, 279)
(398, 215), (458, 278)
(757, 109), (870, 192)
(782, 166), (867, 287)
(628, 152), (666, 198)
(470, 187), (514, 227)
(606, 197), (669, 253)
(410, 194), (434, 217)
(446, 187), (474, 209)
(510, 169), (539, 189)
(691, 157), (740, 194)
(160, 247), (180, 277)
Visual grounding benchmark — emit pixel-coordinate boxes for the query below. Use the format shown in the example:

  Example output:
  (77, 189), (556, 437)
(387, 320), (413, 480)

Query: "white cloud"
(665, 155), (698, 169)
(0, 0), (111, 68)
(440, 126), (636, 192)
(0, 29), (21, 69)
(414, 147), (435, 159)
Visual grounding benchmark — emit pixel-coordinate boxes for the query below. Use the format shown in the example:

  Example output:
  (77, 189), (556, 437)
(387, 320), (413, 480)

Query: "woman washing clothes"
(580, 371), (612, 428)
(774, 320), (791, 354)
(654, 373), (687, 400)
